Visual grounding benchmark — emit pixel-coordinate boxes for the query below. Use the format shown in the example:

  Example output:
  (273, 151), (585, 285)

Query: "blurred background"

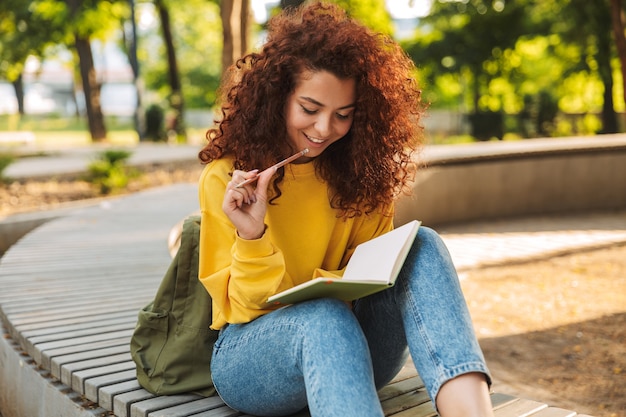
(1, 0), (625, 147)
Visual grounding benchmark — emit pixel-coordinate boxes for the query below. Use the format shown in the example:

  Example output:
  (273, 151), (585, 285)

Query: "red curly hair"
(199, 1), (425, 217)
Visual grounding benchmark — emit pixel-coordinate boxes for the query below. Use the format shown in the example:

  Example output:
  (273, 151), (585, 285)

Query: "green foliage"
(0, 0), (62, 82)
(138, 0), (222, 109)
(3, 0), (622, 143)
(144, 104), (166, 141)
(333, 0), (393, 35)
(28, 0), (129, 41)
(86, 149), (135, 194)
(406, 0), (620, 140)
(0, 153), (15, 182)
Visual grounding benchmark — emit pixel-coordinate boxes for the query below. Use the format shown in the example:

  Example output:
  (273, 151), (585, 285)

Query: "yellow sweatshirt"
(198, 157), (394, 329)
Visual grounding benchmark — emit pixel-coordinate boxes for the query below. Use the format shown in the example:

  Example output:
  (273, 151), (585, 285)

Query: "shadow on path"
(480, 313), (626, 417)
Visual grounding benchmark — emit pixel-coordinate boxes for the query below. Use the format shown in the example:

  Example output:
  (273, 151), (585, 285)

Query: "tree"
(611, 0), (626, 130)
(137, 0), (222, 111)
(404, 0), (626, 138)
(221, 0), (252, 72)
(26, 0), (128, 142)
(408, 0), (535, 113)
(279, 0), (392, 35)
(0, 0), (62, 115)
(333, 0), (393, 35)
(123, 0), (145, 140)
(154, 0), (186, 141)
(552, 0), (618, 134)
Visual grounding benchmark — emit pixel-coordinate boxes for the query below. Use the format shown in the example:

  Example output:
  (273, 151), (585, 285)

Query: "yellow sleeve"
(197, 161), (295, 329)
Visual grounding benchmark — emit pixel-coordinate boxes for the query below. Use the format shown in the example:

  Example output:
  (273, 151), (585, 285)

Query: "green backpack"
(130, 215), (218, 396)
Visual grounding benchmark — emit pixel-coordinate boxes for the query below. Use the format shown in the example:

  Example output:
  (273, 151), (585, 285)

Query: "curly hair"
(199, 1), (425, 217)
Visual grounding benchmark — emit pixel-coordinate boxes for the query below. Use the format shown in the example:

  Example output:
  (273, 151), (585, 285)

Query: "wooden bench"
(0, 183), (593, 417)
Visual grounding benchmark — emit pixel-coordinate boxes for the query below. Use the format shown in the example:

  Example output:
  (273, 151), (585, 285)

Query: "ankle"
(435, 372), (494, 417)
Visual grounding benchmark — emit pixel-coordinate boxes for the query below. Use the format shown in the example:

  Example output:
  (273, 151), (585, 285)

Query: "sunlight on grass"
(0, 114), (211, 148)
(30, 131), (139, 148)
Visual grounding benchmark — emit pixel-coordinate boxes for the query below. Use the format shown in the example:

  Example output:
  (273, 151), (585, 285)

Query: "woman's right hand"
(222, 168), (274, 240)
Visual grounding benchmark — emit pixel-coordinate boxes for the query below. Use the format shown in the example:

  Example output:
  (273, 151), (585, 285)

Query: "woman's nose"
(315, 115), (332, 138)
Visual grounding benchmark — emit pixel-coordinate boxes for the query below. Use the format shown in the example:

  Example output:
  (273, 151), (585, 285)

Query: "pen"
(235, 148), (310, 188)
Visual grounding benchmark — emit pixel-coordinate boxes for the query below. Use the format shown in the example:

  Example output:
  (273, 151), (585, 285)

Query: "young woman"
(198, 2), (493, 416)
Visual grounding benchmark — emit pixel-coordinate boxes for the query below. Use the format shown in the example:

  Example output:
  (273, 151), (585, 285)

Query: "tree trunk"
(610, 0), (626, 130)
(75, 36), (107, 141)
(156, 0), (186, 141)
(220, 0), (251, 73)
(65, 0), (107, 142)
(471, 71), (481, 113)
(597, 11), (619, 134)
(128, 0), (145, 140)
(11, 73), (25, 115)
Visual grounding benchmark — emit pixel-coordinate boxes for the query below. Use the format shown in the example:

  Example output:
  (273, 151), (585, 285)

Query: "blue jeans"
(210, 227), (492, 417)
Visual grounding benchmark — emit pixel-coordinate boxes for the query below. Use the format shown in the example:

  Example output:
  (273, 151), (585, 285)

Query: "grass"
(425, 132), (524, 145)
(1, 113), (542, 150)
(0, 114), (208, 148)
(1, 114), (138, 147)
(1, 113), (134, 132)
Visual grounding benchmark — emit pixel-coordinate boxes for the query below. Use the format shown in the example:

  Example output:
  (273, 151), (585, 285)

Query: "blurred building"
(0, 40), (135, 117)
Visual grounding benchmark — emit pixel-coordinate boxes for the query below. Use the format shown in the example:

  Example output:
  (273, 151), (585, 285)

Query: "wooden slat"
(391, 400), (437, 417)
(16, 309), (138, 333)
(98, 379), (143, 410)
(186, 406), (242, 417)
(530, 408), (578, 417)
(85, 370), (138, 403)
(6, 303), (143, 326)
(495, 398), (549, 417)
(7, 301), (146, 330)
(130, 393), (203, 417)
(72, 361), (138, 394)
(32, 328), (134, 363)
(378, 375), (425, 401)
(382, 389), (432, 415)
(61, 352), (132, 386)
(114, 389), (157, 417)
(491, 393), (523, 411)
(41, 336), (130, 369)
(142, 397), (235, 417)
(2, 291), (150, 314)
(28, 322), (135, 347)
(51, 344), (130, 377)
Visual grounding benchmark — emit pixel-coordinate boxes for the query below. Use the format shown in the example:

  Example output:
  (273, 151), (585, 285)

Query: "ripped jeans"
(210, 227), (491, 417)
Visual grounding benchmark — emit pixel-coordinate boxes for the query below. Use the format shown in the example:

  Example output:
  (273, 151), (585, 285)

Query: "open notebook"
(267, 220), (421, 305)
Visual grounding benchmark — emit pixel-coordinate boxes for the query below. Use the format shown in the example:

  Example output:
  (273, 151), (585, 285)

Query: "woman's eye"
(301, 106), (317, 115)
(336, 113), (351, 120)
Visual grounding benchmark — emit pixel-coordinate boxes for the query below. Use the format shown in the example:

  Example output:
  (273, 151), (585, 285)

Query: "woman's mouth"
(304, 133), (326, 144)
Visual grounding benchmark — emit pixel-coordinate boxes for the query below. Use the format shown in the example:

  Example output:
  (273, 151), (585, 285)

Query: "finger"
(227, 177), (253, 205)
(253, 167), (275, 199)
(233, 169), (260, 189)
(225, 188), (246, 209)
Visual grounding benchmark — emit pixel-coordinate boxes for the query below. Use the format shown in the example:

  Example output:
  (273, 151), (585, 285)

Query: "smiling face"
(284, 70), (356, 160)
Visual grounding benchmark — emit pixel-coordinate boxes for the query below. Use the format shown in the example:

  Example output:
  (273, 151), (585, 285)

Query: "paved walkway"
(438, 210), (626, 272)
(4, 142), (626, 270)
(4, 142), (202, 180)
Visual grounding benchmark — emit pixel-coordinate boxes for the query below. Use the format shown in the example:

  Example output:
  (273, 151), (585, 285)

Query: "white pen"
(235, 148), (310, 188)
